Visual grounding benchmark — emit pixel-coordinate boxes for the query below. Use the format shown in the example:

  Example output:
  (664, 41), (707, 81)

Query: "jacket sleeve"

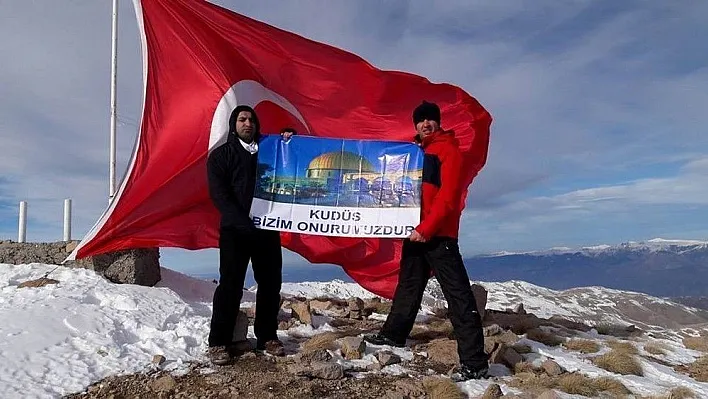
(415, 145), (463, 240)
(207, 149), (254, 228)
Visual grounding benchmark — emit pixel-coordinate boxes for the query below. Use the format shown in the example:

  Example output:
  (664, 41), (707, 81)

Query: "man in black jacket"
(206, 105), (284, 365)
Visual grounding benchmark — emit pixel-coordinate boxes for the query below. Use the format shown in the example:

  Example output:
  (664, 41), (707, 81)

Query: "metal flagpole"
(109, 0), (118, 201)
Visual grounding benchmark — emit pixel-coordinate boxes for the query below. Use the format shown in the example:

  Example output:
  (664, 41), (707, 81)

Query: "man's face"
(415, 119), (439, 138)
(235, 111), (255, 142)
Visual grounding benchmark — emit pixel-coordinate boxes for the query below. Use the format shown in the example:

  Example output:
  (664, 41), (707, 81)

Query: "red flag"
(70, 0), (492, 299)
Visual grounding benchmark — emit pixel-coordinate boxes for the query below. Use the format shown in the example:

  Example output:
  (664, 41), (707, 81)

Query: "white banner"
(251, 135), (424, 238)
(251, 198), (418, 238)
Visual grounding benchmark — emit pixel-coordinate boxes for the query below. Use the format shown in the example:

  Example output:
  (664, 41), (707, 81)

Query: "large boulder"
(0, 241), (161, 287)
(84, 248), (161, 286)
(471, 283), (488, 319)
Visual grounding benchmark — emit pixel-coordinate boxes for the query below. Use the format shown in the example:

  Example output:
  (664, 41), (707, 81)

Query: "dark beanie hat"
(229, 105), (261, 139)
(412, 101), (441, 125)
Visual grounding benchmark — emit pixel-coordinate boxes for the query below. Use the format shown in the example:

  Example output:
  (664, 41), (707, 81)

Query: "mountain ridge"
(464, 238), (708, 298)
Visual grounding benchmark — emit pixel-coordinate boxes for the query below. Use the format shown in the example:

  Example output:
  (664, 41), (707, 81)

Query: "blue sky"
(259, 136), (424, 178)
(1, 1), (707, 275)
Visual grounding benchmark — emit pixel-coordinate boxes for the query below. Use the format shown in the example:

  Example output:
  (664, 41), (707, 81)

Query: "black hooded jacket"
(207, 106), (261, 231)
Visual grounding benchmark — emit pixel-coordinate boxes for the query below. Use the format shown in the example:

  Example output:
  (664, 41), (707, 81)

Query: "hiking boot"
(207, 345), (231, 366)
(227, 340), (253, 357)
(257, 339), (285, 356)
(363, 333), (405, 348)
(452, 364), (489, 381)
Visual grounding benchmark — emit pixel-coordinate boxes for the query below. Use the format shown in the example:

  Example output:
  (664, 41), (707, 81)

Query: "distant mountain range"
(191, 238), (708, 303)
(467, 238), (708, 298)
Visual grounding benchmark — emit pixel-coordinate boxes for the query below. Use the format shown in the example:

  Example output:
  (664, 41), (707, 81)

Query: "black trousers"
(208, 227), (282, 347)
(381, 237), (488, 368)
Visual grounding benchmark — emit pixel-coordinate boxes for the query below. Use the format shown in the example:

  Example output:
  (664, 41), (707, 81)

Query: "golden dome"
(307, 151), (375, 173)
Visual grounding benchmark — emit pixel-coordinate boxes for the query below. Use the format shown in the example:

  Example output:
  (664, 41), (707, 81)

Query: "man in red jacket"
(364, 101), (489, 381)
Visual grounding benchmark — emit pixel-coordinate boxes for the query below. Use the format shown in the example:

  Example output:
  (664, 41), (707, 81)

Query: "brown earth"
(64, 355), (427, 399)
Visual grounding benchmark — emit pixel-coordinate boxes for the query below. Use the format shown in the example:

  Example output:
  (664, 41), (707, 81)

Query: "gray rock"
(483, 324), (503, 337)
(482, 383), (503, 399)
(471, 283), (488, 319)
(0, 241), (161, 287)
(17, 277), (59, 288)
(536, 390), (562, 399)
(310, 362), (344, 380)
(340, 336), (366, 360)
(484, 339), (498, 355)
(297, 349), (333, 363)
(348, 297), (365, 311)
(309, 299), (336, 313)
(288, 362), (344, 380)
(376, 351), (401, 366)
(514, 303), (526, 315)
(287, 363), (309, 376)
(290, 301), (312, 325)
(152, 354), (166, 365)
(490, 344), (523, 368)
(497, 330), (520, 345)
(366, 362), (383, 371)
(65, 241), (79, 253)
(99, 248), (161, 286)
(232, 311), (249, 342)
(541, 359), (564, 376)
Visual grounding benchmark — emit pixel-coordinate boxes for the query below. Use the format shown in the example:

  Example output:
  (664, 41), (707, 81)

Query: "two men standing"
(206, 102), (488, 380)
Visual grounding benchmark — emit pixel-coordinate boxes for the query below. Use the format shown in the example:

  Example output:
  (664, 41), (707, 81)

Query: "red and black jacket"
(415, 129), (465, 240)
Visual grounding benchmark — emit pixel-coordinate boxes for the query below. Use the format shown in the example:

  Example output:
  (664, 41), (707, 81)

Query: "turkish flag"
(69, 0), (492, 299)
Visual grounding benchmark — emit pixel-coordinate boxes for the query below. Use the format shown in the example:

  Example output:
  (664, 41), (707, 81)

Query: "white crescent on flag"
(208, 80), (311, 152)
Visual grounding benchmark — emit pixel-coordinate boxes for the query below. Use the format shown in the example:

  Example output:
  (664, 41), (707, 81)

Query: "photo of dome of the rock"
(255, 136), (423, 208)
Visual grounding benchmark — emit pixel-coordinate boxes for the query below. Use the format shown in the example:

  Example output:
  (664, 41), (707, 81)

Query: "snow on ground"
(1, 263), (707, 398)
(521, 336), (708, 397)
(277, 279), (377, 299)
(0, 263), (214, 398)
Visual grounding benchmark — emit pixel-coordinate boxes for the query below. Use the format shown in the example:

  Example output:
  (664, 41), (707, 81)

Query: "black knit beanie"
(229, 105), (260, 140)
(412, 101), (441, 126)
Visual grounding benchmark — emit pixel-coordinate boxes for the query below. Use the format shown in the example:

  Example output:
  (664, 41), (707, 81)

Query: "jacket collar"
(420, 129), (455, 149)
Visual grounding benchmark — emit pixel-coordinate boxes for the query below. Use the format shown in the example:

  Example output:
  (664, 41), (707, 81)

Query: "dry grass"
(591, 376), (633, 396)
(300, 328), (363, 352)
(422, 377), (464, 399)
(667, 386), (697, 399)
(644, 341), (671, 356)
(555, 373), (596, 397)
(556, 373), (631, 397)
(683, 336), (708, 353)
(509, 372), (631, 397)
(643, 386), (698, 399)
(607, 340), (639, 355)
(511, 343), (534, 354)
(687, 355), (708, 382)
(563, 339), (601, 354)
(310, 296), (348, 307)
(509, 317), (542, 335)
(363, 299), (392, 315)
(513, 361), (538, 374)
(300, 332), (342, 352)
(595, 322), (637, 337)
(526, 328), (565, 347)
(508, 372), (556, 390)
(410, 320), (454, 342)
(592, 349), (644, 376)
